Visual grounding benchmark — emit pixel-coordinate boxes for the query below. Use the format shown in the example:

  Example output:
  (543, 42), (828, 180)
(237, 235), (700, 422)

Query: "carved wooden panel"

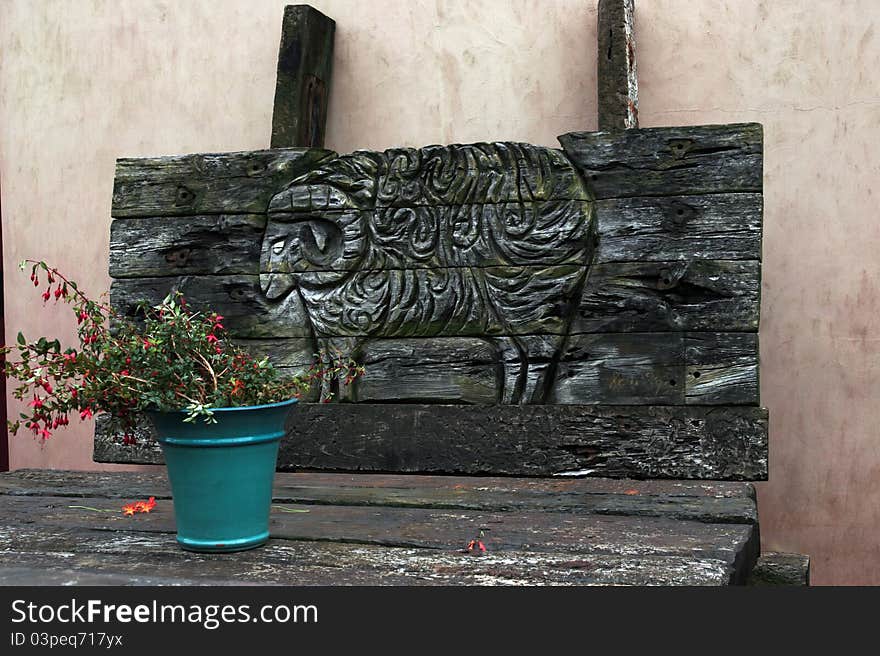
(99, 123), (767, 478)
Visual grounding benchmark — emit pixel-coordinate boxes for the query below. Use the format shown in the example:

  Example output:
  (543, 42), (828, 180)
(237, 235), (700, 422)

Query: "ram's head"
(261, 170), (371, 300)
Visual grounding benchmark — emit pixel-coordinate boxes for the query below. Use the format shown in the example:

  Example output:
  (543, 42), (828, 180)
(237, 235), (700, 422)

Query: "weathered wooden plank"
(110, 275), (312, 338)
(355, 337), (498, 404)
(0, 494), (757, 569)
(748, 552), (811, 586)
(271, 5), (335, 149)
(94, 405), (768, 479)
(280, 405), (768, 480)
(0, 469), (757, 525)
(0, 523), (737, 586)
(554, 333), (684, 405)
(105, 193), (759, 278)
(597, 0), (639, 130)
(111, 260), (758, 339)
(558, 123), (763, 199)
(111, 148), (334, 218)
(237, 332), (759, 406)
(573, 260), (760, 333)
(686, 333), (759, 405)
(356, 334), (759, 406)
(109, 215), (266, 277)
(112, 265), (586, 339)
(595, 193), (763, 263)
(1, 469), (757, 501)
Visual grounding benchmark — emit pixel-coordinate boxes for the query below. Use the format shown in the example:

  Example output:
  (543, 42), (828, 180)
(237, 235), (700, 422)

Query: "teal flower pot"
(146, 398), (297, 553)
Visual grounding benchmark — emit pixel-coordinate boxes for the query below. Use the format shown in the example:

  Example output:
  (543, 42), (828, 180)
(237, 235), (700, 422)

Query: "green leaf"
(16, 332), (25, 346)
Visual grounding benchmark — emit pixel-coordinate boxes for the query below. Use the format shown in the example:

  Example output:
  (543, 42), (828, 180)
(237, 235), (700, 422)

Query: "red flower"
(120, 370), (129, 377)
(206, 333), (219, 344)
(53, 286), (62, 299)
(41, 381), (53, 394)
(122, 496), (156, 516)
(142, 338), (153, 349)
(28, 397), (44, 409)
(41, 289), (51, 302)
(79, 407), (93, 420)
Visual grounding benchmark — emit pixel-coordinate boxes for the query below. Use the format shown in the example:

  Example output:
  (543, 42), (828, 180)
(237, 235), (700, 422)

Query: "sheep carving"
(260, 142), (595, 403)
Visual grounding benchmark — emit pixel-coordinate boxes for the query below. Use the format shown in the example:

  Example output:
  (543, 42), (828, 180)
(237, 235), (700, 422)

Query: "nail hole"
(676, 209), (684, 216)
(668, 379), (676, 387)
(692, 371), (701, 379)
(175, 186), (194, 203)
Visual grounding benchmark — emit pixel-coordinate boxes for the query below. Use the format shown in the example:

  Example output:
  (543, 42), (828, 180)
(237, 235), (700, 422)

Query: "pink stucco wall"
(1, 0), (878, 584)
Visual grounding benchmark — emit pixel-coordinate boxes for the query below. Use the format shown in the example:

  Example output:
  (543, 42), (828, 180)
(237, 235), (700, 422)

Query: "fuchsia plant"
(1, 260), (363, 444)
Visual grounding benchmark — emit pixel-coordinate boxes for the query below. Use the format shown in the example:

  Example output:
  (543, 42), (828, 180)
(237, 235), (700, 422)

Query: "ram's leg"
(314, 336), (362, 402)
(495, 336), (526, 404)
(517, 334), (564, 404)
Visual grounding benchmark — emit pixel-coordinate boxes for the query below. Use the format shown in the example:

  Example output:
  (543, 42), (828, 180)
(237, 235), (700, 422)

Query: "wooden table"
(0, 469), (760, 586)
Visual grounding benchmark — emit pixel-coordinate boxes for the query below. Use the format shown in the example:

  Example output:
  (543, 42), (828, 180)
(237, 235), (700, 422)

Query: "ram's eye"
(271, 240), (286, 256)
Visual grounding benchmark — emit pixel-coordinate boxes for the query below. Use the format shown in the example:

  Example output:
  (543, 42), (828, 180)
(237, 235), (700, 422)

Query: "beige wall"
(1, 0), (877, 584)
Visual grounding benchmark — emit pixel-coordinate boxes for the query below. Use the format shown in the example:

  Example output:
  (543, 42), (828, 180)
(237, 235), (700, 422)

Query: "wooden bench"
(0, 2), (807, 586)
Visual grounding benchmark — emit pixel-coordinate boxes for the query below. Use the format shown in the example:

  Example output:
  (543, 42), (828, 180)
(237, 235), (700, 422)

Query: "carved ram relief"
(108, 123), (762, 409)
(258, 143), (596, 403)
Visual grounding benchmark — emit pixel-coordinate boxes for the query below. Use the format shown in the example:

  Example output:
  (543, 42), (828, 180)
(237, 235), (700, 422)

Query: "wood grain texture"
(0, 469), (758, 524)
(94, 405), (768, 480)
(109, 215), (266, 277)
(594, 193), (762, 262)
(2, 469), (757, 498)
(0, 492), (758, 582)
(106, 193), (761, 278)
(110, 275), (312, 338)
(558, 123), (763, 199)
(0, 469), (761, 585)
(685, 333), (759, 405)
(236, 332), (758, 406)
(111, 148), (334, 218)
(271, 5), (335, 148)
(573, 260), (760, 333)
(748, 552), (811, 586)
(597, 0), (639, 130)
(0, 523), (738, 586)
(110, 259), (759, 337)
(554, 332), (758, 406)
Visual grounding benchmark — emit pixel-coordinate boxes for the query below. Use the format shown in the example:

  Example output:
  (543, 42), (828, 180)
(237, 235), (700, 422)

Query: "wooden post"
(597, 0), (639, 130)
(270, 5), (335, 148)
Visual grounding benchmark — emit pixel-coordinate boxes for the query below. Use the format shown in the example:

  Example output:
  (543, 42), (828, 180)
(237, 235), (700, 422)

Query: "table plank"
(0, 524), (732, 586)
(0, 470), (757, 524)
(0, 471), (759, 586)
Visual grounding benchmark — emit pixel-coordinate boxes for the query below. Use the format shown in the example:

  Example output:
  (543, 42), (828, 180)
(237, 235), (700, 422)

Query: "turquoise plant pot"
(146, 398), (297, 553)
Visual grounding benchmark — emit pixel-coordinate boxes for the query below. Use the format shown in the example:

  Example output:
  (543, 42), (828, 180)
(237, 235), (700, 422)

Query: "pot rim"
(147, 397), (299, 415)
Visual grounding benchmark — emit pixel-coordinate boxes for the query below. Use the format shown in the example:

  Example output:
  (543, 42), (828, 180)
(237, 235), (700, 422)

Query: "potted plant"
(1, 260), (362, 552)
